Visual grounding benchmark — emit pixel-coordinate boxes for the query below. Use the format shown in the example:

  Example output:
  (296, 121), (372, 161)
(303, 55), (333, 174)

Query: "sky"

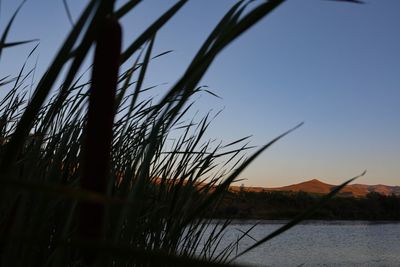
(0, 0), (399, 187)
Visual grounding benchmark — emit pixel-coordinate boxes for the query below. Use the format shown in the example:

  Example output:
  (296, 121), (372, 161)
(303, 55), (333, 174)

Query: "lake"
(207, 220), (400, 266)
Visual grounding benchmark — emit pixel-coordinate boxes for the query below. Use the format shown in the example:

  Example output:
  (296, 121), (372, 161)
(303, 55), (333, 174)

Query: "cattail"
(78, 14), (121, 260)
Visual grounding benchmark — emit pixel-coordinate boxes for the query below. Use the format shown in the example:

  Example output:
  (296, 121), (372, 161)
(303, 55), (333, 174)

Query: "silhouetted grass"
(0, 0), (364, 266)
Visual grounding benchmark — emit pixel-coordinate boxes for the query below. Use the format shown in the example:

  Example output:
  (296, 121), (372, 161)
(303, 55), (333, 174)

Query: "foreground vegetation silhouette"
(0, 0), (364, 266)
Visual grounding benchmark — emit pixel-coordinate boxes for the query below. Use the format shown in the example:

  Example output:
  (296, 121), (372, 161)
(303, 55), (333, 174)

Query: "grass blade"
(0, 0), (26, 59)
(120, 0), (187, 63)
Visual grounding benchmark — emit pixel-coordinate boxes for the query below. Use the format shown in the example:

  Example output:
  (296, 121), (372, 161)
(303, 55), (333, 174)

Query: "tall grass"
(0, 0), (364, 266)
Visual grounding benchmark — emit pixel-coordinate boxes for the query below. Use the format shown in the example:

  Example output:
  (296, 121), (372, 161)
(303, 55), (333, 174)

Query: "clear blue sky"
(1, 0), (399, 187)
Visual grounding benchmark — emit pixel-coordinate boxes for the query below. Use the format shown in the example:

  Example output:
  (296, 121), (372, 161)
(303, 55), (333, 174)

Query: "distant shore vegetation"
(214, 190), (400, 220)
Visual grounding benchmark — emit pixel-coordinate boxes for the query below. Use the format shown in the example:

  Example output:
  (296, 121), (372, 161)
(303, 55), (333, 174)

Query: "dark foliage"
(216, 190), (400, 220)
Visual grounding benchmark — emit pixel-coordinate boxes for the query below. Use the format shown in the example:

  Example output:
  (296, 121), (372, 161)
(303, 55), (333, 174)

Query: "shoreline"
(209, 218), (400, 225)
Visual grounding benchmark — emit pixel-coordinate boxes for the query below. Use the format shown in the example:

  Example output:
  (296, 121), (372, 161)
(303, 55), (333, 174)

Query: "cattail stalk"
(79, 14), (121, 257)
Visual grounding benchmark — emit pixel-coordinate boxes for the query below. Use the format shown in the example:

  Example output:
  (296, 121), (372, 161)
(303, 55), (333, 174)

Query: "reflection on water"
(209, 220), (400, 266)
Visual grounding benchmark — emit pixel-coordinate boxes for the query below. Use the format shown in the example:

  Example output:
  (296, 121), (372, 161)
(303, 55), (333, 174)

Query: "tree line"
(213, 190), (400, 220)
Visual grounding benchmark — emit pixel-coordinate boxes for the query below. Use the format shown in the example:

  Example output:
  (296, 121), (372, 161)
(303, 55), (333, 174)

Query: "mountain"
(230, 179), (400, 197)
(268, 179), (333, 194)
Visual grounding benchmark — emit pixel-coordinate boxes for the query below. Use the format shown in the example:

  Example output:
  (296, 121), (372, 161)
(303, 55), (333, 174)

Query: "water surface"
(212, 220), (400, 266)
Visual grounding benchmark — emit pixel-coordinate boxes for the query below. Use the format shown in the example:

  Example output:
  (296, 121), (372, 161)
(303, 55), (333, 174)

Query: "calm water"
(208, 220), (400, 266)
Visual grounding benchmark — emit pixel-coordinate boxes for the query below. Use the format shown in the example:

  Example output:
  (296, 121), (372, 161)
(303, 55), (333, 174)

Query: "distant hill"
(230, 179), (400, 197)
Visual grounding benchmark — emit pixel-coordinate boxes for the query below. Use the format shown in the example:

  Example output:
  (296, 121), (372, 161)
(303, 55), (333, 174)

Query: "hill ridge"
(230, 179), (400, 197)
